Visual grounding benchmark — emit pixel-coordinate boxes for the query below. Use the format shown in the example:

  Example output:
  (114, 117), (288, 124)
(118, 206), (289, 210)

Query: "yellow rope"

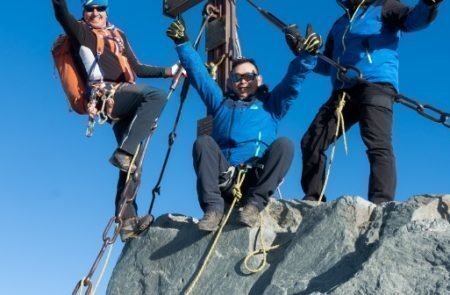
(185, 169), (246, 295)
(126, 144), (141, 182)
(242, 202), (279, 273)
(318, 92), (348, 203)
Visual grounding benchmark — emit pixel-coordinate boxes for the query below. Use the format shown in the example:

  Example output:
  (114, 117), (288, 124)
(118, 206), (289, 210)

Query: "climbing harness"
(148, 7), (214, 216)
(245, 0), (450, 129)
(73, 143), (142, 295)
(85, 82), (123, 137)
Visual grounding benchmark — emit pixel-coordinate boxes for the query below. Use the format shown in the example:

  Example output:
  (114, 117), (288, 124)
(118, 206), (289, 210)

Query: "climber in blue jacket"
(167, 19), (322, 231)
(295, 0), (443, 204)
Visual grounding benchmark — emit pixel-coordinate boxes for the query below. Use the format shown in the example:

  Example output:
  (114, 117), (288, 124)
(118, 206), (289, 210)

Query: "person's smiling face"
(83, 5), (107, 29)
(229, 62), (262, 100)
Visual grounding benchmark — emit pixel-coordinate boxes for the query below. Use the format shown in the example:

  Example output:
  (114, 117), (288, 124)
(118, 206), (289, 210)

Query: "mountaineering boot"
(120, 214), (153, 242)
(198, 211), (224, 232)
(303, 195), (327, 202)
(238, 204), (259, 228)
(109, 149), (137, 173)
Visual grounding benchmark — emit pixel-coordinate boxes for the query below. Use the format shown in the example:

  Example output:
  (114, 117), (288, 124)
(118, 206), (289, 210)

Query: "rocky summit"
(107, 195), (450, 295)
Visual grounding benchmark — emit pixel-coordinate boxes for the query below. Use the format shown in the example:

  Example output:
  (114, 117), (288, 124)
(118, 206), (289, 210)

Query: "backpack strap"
(111, 28), (135, 83)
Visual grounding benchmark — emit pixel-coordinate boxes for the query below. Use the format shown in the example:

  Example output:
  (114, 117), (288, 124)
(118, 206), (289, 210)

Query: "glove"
(170, 63), (187, 77)
(283, 24), (304, 56)
(166, 17), (189, 44)
(423, 0), (442, 5)
(284, 24), (323, 56)
(302, 24), (323, 55)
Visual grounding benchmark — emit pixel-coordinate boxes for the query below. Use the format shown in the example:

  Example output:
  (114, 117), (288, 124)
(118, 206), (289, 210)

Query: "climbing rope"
(185, 169), (247, 295)
(318, 92), (348, 203)
(242, 202), (280, 273)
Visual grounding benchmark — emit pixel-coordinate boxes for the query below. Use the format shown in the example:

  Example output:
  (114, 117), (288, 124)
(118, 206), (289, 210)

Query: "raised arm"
(176, 43), (224, 114)
(266, 51), (317, 119)
(52, 0), (85, 40)
(267, 24), (320, 119)
(167, 19), (223, 114)
(382, 0), (441, 32)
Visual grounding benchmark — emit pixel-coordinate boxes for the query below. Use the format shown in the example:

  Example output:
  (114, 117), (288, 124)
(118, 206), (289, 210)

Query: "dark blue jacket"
(317, 0), (439, 91)
(176, 43), (316, 165)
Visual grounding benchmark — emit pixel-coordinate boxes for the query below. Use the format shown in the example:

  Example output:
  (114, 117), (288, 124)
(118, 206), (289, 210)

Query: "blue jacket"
(316, 0), (439, 91)
(176, 43), (316, 165)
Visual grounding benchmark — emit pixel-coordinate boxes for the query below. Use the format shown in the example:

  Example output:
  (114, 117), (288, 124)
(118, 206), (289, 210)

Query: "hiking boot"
(109, 149), (137, 173)
(198, 211), (224, 232)
(120, 214), (153, 242)
(238, 204), (259, 228)
(303, 195), (327, 202)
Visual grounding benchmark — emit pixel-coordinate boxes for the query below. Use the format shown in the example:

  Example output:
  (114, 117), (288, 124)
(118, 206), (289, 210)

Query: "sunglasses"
(230, 72), (258, 83)
(84, 5), (107, 12)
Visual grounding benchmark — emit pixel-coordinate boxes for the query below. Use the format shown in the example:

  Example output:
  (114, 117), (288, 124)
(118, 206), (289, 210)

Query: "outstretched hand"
(283, 24), (322, 56)
(166, 17), (189, 44)
(302, 24), (322, 55)
(283, 24), (304, 56)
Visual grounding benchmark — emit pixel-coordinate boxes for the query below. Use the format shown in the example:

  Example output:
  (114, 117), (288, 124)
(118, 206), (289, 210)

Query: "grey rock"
(107, 195), (450, 295)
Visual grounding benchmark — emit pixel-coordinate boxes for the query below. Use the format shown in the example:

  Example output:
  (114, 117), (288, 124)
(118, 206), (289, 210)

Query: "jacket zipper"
(365, 47), (373, 64)
(337, 0), (366, 87)
(226, 104), (236, 159)
(341, 0), (366, 52)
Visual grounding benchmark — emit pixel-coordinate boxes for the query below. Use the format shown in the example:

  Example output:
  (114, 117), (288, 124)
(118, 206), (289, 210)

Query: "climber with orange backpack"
(52, 0), (178, 241)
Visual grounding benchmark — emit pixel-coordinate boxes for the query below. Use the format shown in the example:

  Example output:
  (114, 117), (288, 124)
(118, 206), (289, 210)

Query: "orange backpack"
(51, 27), (134, 115)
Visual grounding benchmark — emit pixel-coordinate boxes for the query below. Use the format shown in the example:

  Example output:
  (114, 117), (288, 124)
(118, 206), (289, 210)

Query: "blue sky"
(0, 0), (448, 294)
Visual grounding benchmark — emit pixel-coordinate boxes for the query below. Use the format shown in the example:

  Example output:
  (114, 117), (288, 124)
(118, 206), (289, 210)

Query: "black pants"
(193, 135), (294, 213)
(111, 83), (166, 219)
(301, 83), (396, 204)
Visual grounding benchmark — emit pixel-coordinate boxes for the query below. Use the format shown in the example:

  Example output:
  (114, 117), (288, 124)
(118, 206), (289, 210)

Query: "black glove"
(283, 24), (304, 56)
(423, 0), (442, 5)
(302, 24), (323, 55)
(166, 17), (189, 44)
(284, 24), (322, 56)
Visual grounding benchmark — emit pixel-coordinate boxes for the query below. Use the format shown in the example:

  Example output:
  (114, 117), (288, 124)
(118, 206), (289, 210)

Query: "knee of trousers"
(366, 146), (395, 160)
(141, 86), (167, 102)
(272, 137), (294, 158)
(300, 135), (321, 159)
(300, 133), (314, 154)
(193, 135), (216, 155)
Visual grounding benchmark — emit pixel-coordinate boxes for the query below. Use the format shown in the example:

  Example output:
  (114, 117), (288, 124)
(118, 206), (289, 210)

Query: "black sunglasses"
(230, 72), (258, 83)
(84, 5), (107, 12)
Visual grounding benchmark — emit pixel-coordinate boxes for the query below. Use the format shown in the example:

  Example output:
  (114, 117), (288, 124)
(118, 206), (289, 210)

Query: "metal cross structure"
(164, 0), (239, 90)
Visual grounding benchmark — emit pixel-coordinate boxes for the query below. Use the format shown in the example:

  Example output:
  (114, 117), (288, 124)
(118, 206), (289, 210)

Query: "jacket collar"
(226, 85), (269, 102)
(336, 0), (375, 18)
